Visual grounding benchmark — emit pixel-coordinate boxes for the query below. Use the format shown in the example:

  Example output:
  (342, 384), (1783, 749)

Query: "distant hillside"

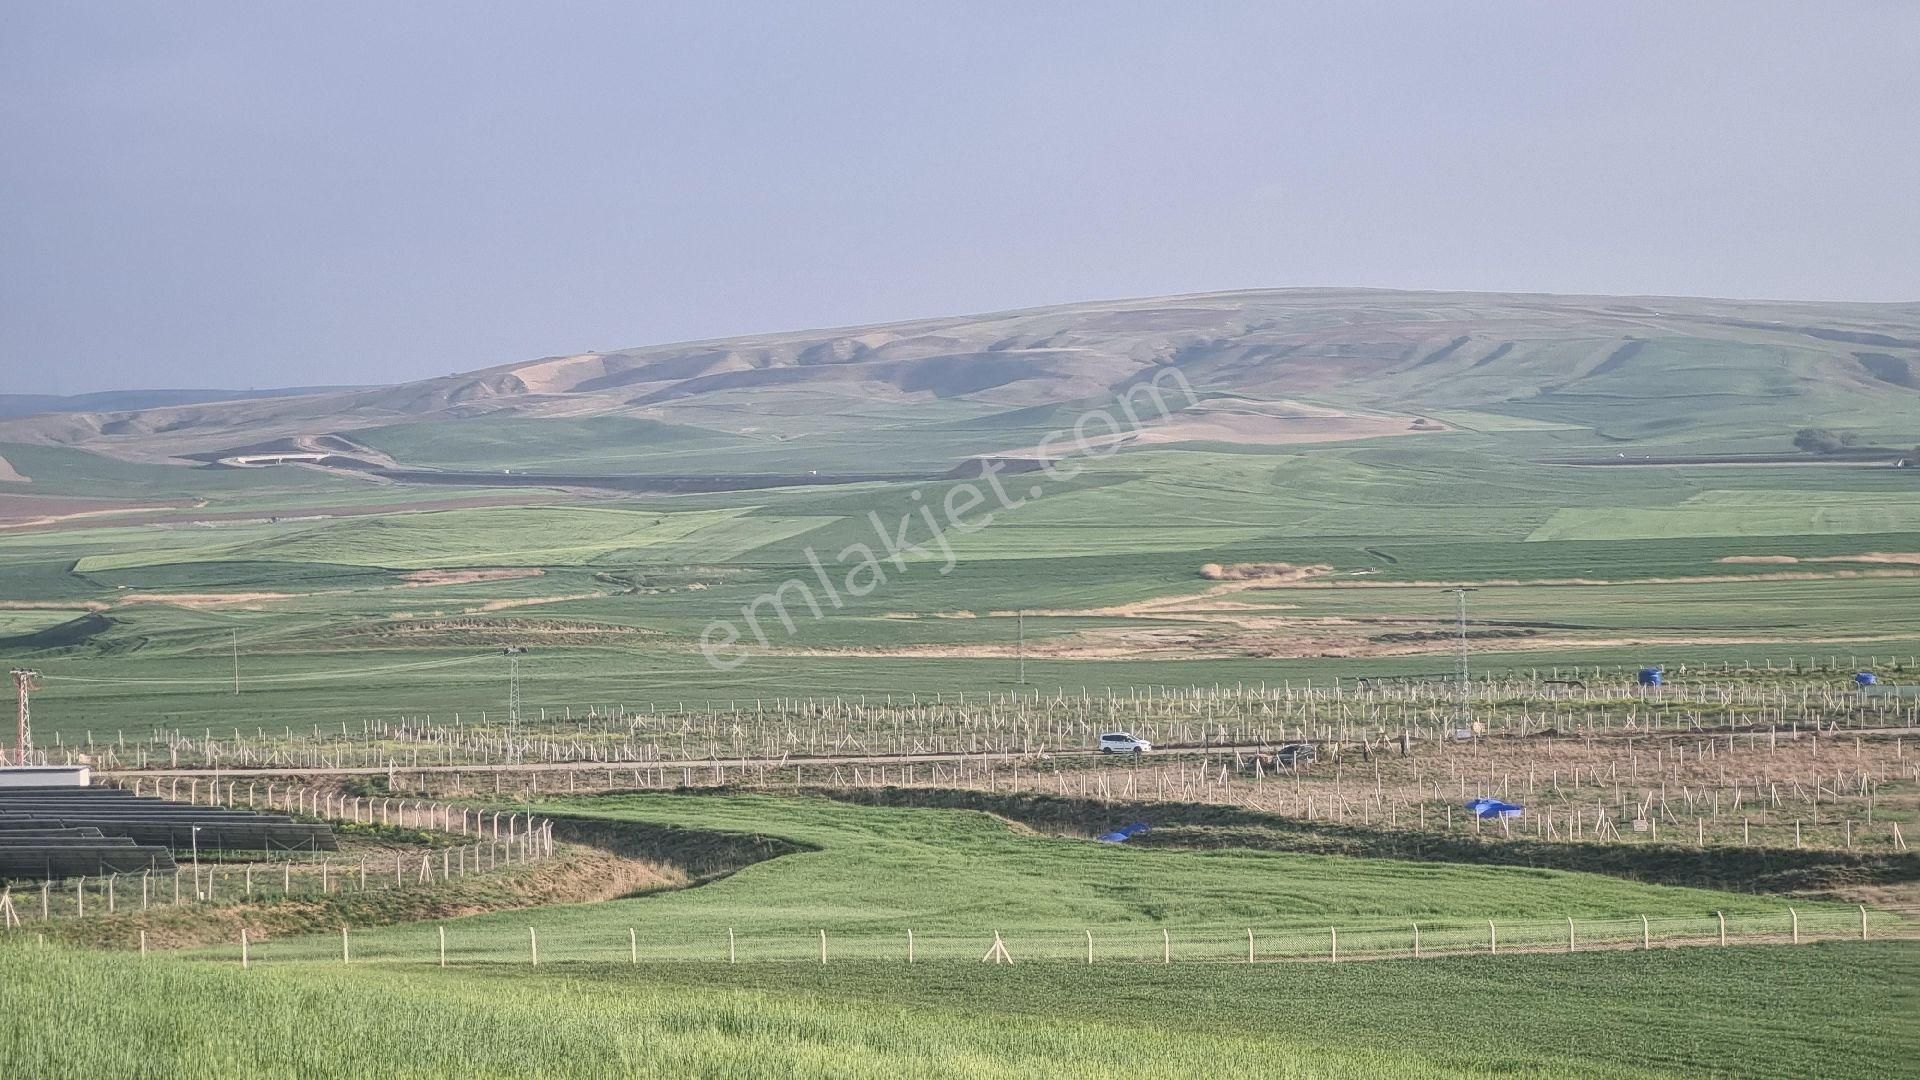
(0, 386), (364, 421)
(1, 289), (1915, 466)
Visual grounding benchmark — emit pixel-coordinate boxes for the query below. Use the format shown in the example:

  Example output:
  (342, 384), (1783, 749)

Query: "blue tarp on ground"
(1637, 668), (1663, 686)
(1856, 672), (1878, 686)
(1096, 821), (1152, 843)
(1465, 798), (1523, 819)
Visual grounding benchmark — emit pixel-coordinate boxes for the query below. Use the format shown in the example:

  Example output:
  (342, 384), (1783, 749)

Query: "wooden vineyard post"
(1412, 922), (1420, 959)
(819, 928), (827, 966)
(1247, 928), (1255, 964)
(1717, 912), (1726, 947)
(241, 928), (249, 969)
(1567, 917), (1575, 953)
(1162, 928), (1171, 965)
(529, 927), (538, 966)
(139, 929), (147, 957)
(631, 928), (639, 965)
(1789, 907), (1799, 944)
(1330, 926), (1338, 963)
(907, 928), (914, 965)
(1641, 915), (1650, 950)
(1488, 920), (1497, 955)
(1086, 929), (1094, 965)
(728, 928), (735, 965)
(439, 925), (447, 968)
(341, 926), (350, 965)
(1860, 905), (1869, 941)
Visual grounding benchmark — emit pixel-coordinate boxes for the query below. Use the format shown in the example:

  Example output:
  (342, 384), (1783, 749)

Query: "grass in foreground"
(3, 939), (1912, 1078)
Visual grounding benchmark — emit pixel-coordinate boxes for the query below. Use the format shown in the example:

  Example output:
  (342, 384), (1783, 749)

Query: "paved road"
(98, 744), (1272, 779)
(95, 724), (1912, 780)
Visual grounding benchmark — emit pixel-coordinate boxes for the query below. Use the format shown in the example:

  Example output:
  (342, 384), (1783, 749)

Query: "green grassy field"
(9, 788), (1912, 1077)
(4, 940), (1913, 1079)
(238, 795), (1858, 968)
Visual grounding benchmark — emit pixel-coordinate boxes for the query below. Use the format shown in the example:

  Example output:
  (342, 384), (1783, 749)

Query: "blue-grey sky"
(3, 2), (1916, 395)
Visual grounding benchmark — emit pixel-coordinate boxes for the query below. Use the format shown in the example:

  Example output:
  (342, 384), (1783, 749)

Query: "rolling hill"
(2, 289), (1916, 475)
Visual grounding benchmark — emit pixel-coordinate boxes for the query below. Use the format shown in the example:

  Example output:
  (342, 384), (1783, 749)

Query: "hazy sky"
(3, 2), (1916, 395)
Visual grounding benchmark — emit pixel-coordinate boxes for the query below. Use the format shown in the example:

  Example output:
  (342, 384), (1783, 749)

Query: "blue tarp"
(1096, 821), (1152, 843)
(1637, 668), (1663, 686)
(1855, 672), (1878, 686)
(1465, 798), (1523, 819)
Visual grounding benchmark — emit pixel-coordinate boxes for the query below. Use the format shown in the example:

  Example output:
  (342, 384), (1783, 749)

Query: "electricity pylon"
(9, 669), (40, 766)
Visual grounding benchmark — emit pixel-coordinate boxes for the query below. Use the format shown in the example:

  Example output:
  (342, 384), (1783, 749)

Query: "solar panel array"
(0, 787), (338, 880)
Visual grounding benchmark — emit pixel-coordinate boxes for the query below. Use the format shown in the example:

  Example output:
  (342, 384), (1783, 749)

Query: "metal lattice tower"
(508, 654), (521, 725)
(9, 669), (40, 766)
(1448, 589), (1477, 728)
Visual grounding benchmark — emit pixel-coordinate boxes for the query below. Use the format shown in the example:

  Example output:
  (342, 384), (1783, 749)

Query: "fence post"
(1860, 905), (1869, 941)
(139, 929), (147, 957)
(820, 928), (827, 965)
(631, 927), (638, 965)
(241, 928), (249, 969)
(728, 927), (735, 965)
(1330, 926), (1338, 963)
(907, 928), (915, 964)
(1567, 917), (1575, 953)
(529, 927), (538, 966)
(341, 926), (350, 964)
(439, 925), (447, 968)
(1488, 920), (1497, 955)
(1789, 907), (1799, 944)
(1162, 928), (1171, 964)
(1717, 911), (1726, 946)
(1412, 922), (1420, 958)
(1247, 928), (1255, 964)
(1086, 929), (1093, 965)
(1641, 915), (1650, 950)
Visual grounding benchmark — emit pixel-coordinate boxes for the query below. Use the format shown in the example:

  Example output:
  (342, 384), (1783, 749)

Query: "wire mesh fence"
(189, 907), (1906, 969)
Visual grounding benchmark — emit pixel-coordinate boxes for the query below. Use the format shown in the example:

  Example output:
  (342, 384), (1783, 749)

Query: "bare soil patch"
(401, 567), (547, 586)
(1200, 561), (1332, 583)
(1719, 553), (1920, 566)
(0, 493), (188, 529)
(115, 591), (300, 608)
(0, 453), (26, 483)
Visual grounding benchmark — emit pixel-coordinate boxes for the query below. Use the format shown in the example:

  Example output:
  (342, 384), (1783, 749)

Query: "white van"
(1097, 732), (1151, 754)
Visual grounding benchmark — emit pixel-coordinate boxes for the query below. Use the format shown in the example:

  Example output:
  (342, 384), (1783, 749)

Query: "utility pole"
(9, 669), (40, 767)
(1448, 589), (1477, 730)
(1017, 610), (1026, 685)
